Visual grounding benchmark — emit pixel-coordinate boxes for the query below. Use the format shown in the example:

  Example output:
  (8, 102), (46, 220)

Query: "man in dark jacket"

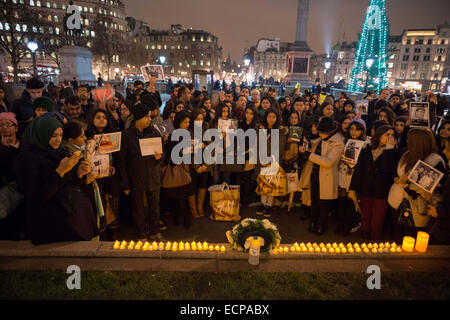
(364, 88), (391, 136)
(119, 101), (164, 242)
(11, 77), (44, 134)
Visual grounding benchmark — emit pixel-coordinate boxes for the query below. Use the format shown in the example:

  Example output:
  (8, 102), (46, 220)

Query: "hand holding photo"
(93, 132), (122, 154)
(139, 137), (163, 156)
(409, 102), (430, 127)
(342, 139), (366, 164)
(141, 65), (165, 82)
(407, 160), (444, 194)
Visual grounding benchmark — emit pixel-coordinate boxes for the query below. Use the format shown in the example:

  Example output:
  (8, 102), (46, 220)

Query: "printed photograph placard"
(408, 160), (444, 194)
(342, 139), (366, 164)
(409, 102), (430, 127)
(356, 100), (369, 115)
(141, 65), (165, 81)
(93, 132), (122, 154)
(288, 126), (303, 142)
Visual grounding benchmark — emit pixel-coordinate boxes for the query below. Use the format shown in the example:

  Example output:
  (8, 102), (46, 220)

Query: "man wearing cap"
(119, 102), (164, 242)
(11, 77), (44, 131)
(32, 96), (56, 118)
(299, 117), (345, 235)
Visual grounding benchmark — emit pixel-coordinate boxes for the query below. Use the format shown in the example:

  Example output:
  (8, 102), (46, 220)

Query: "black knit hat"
(317, 117), (338, 134)
(132, 102), (151, 121)
(32, 96), (56, 112)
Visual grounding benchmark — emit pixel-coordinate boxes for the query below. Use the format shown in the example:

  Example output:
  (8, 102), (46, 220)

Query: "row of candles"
(113, 240), (227, 252)
(273, 241), (402, 254)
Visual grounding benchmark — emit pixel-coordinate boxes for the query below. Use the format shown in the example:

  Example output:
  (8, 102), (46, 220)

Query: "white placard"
(408, 160), (444, 194)
(139, 137), (162, 156)
(140, 65), (165, 82)
(341, 139), (366, 164)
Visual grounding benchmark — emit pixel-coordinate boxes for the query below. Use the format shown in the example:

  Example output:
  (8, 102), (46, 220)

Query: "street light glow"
(325, 60), (331, 70)
(27, 41), (38, 52)
(159, 55), (166, 64)
(366, 58), (375, 69)
(244, 58), (250, 66)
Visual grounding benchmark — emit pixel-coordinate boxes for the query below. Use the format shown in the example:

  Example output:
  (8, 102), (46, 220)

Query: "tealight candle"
(290, 246), (296, 252)
(293, 242), (299, 247)
(390, 247), (396, 253)
(172, 244), (178, 252)
(367, 243), (373, 249)
(295, 247), (301, 252)
(341, 248), (347, 254)
(379, 243), (384, 249)
(361, 243), (367, 248)
(326, 243), (332, 249)
(300, 242), (305, 247)
(207, 245), (213, 251)
(321, 247), (327, 253)
(128, 244), (134, 250)
(329, 248), (335, 254)
(273, 248), (278, 254)
(165, 244), (171, 251)
(283, 247), (289, 253)
(402, 236), (415, 253)
(179, 243), (184, 251)
(315, 247), (321, 253)
(306, 242), (312, 248)
(192, 242), (197, 251)
(203, 241), (208, 248)
(119, 245), (126, 250)
(332, 243), (338, 248)
(335, 248), (340, 254)
(302, 246), (308, 252)
(353, 243), (359, 248)
(308, 247), (314, 253)
(121, 240), (127, 246)
(363, 248), (369, 254)
(355, 247), (361, 253)
(385, 242), (390, 248)
(348, 247), (354, 253)
(185, 242), (190, 250)
(338, 243), (344, 249)
(158, 242), (164, 250)
(319, 243), (325, 248)
(371, 248), (377, 253)
(113, 241), (120, 249)
(142, 244), (149, 251)
(396, 247), (402, 253)
(197, 242), (202, 249)
(220, 245), (226, 252)
(415, 231), (430, 253)
(215, 245), (220, 251)
(391, 242), (397, 248)
(347, 243), (352, 248)
(312, 243), (318, 248)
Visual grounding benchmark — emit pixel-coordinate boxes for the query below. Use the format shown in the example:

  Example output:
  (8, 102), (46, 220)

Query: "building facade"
(252, 38), (292, 82)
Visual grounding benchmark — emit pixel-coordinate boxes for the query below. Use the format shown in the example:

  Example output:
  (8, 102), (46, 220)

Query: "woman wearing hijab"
(14, 116), (98, 244)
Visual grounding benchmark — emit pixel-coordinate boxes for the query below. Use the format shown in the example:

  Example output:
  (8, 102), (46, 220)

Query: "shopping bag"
(287, 171), (299, 194)
(256, 164), (287, 197)
(209, 183), (241, 221)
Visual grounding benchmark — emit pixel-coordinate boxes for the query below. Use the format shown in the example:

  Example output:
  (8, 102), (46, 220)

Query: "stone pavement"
(1, 241), (449, 273)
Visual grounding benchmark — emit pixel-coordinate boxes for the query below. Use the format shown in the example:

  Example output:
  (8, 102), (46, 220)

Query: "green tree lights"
(348, 0), (390, 93)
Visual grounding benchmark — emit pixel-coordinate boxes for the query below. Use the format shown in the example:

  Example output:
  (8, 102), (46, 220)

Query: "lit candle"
(347, 243), (352, 248)
(415, 231), (430, 253)
(355, 247), (361, 253)
(332, 243), (338, 249)
(215, 245), (220, 251)
(335, 248), (340, 254)
(158, 242), (164, 250)
(185, 242), (190, 250)
(361, 243), (367, 249)
(315, 247), (320, 253)
(113, 241), (120, 249)
(348, 247), (354, 253)
(300, 242), (305, 247)
(293, 242), (299, 247)
(373, 243), (378, 249)
(142, 244), (149, 251)
(402, 236), (415, 253)
(329, 248), (335, 254)
(353, 243), (359, 248)
(385, 242), (390, 248)
(371, 248), (377, 254)
(209, 245), (214, 251)
(396, 247), (402, 253)
(312, 243), (318, 248)
(391, 242), (397, 248)
(119, 244), (126, 250)
(338, 243), (344, 249)
(341, 248), (347, 254)
(302, 246), (308, 252)
(203, 243), (209, 251)
(363, 248), (369, 254)
(308, 247), (314, 253)
(172, 244), (178, 251)
(326, 243), (332, 249)
(390, 247), (396, 253)
(179, 242), (184, 251)
(367, 243), (373, 249)
(192, 242), (197, 251)
(319, 243), (325, 248)
(121, 240), (127, 247)
(306, 242), (312, 248)
(321, 247), (327, 253)
(290, 246), (296, 252)
(295, 246), (301, 252)
(135, 244), (142, 250)
(378, 243), (384, 249)
(197, 242), (202, 249)
(273, 248), (278, 254)
(220, 245), (226, 252)
(283, 247), (289, 253)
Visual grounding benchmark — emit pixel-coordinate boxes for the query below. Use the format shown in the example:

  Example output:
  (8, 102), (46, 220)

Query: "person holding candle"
(349, 124), (398, 241)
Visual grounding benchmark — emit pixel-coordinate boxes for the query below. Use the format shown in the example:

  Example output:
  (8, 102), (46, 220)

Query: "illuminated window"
(29, 0), (35, 6)
(48, 15), (52, 22)
(0, 23), (2, 30)
(46, 1), (50, 8)
(54, 16), (58, 22)
(53, 2), (56, 8)
(90, 8), (93, 13)
(36, 0), (41, 6)
(200, 60), (204, 66)
(55, 27), (59, 35)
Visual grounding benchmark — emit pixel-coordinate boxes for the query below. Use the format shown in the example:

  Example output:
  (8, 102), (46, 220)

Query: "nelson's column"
(285, 0), (314, 88)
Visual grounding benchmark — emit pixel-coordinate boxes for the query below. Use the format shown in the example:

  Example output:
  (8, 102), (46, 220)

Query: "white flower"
(232, 224), (239, 233)
(241, 219), (250, 227)
(262, 219), (272, 229)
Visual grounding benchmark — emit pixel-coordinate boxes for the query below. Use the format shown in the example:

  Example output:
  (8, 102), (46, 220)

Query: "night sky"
(123, 0), (450, 62)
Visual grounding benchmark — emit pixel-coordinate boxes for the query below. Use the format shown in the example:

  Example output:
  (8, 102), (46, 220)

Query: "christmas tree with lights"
(348, 0), (390, 93)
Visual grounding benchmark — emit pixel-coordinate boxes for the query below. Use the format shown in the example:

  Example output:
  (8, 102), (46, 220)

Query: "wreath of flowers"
(226, 218), (281, 254)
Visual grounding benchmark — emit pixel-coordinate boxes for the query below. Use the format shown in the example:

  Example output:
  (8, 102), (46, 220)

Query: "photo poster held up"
(407, 160), (444, 194)
(217, 118), (238, 133)
(141, 65), (165, 82)
(288, 126), (303, 142)
(356, 100), (369, 115)
(341, 139), (365, 164)
(409, 102), (430, 128)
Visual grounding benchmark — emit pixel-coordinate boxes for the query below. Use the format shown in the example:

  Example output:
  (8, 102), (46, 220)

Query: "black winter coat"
(350, 146), (399, 199)
(119, 125), (163, 192)
(14, 143), (98, 244)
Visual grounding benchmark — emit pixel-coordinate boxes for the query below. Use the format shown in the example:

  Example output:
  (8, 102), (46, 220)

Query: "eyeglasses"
(0, 123), (16, 128)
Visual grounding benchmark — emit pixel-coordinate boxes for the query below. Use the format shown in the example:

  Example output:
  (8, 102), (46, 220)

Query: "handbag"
(0, 178), (24, 220)
(396, 198), (415, 229)
(161, 164), (191, 189)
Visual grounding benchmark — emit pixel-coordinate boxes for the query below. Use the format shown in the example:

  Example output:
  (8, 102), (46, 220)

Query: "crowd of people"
(0, 77), (449, 246)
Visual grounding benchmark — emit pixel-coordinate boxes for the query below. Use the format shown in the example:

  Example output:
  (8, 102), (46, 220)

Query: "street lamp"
(27, 41), (38, 76)
(365, 58), (375, 93)
(324, 60), (331, 84)
(244, 58), (250, 67)
(159, 55), (166, 65)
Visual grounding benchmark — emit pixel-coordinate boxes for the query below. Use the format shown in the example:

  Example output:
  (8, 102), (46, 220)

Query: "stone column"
(59, 46), (96, 84)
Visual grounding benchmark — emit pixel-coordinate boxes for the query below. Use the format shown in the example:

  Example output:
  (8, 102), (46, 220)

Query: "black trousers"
(336, 194), (357, 234)
(130, 189), (160, 237)
(310, 180), (334, 229)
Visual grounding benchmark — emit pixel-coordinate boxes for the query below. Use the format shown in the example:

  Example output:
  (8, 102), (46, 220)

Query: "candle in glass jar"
(402, 236), (415, 253)
(158, 242), (164, 250)
(415, 231), (430, 253)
